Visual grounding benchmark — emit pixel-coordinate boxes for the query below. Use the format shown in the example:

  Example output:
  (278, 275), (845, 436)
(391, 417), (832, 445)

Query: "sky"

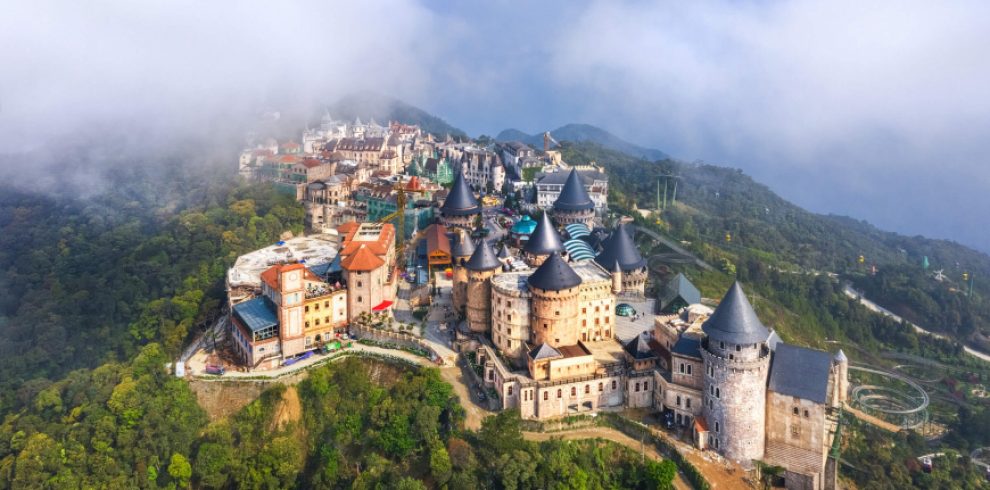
(2, 0), (989, 252)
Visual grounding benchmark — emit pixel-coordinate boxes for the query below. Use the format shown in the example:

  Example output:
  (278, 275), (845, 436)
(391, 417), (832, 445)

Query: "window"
(488, 371), (494, 381)
(635, 382), (640, 392)
(585, 385), (590, 394)
(804, 409), (810, 418)
(715, 422), (720, 433)
(305, 321), (310, 328)
(507, 328), (512, 336)
(305, 305), (310, 313)
(791, 426), (801, 439)
(595, 306), (600, 312)
(582, 319), (587, 327)
(544, 391), (549, 401)
(598, 382), (604, 392)
(325, 316), (329, 324)
(508, 387), (513, 396)
(793, 407), (799, 416)
(315, 318), (320, 326)
(687, 365), (692, 375)
(507, 301), (512, 308)
(543, 323), (548, 330)
(324, 301), (329, 307)
(555, 310), (560, 316)
(557, 389), (562, 399)
(507, 315), (512, 321)
(358, 296), (363, 303)
(679, 363), (685, 374)
(612, 380), (617, 390)
(605, 317), (610, 324)
(720, 341), (725, 349)
(736, 344), (741, 352)
(716, 388), (720, 399)
(686, 398), (691, 408)
(582, 308), (587, 314)
(676, 395), (681, 407)
(571, 387), (577, 397)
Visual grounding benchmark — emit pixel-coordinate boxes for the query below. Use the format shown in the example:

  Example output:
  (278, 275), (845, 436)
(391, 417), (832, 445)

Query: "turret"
(553, 168), (596, 228)
(834, 349), (849, 404)
(611, 258), (623, 294)
(594, 223), (647, 296)
(451, 232), (475, 315)
(440, 172), (481, 229)
(700, 282), (771, 464)
(523, 212), (564, 266)
(528, 252), (582, 347)
(464, 240), (502, 333)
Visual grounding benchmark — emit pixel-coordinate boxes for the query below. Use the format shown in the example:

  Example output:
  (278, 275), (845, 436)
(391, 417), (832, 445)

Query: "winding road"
(842, 285), (990, 363)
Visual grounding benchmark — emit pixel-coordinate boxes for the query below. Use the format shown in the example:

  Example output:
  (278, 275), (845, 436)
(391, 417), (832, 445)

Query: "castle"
(445, 171), (845, 489)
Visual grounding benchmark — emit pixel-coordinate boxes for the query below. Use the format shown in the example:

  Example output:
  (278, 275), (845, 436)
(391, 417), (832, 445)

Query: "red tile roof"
(340, 244), (385, 271)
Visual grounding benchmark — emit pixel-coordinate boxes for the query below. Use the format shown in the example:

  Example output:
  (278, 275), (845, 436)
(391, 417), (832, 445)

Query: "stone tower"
(593, 223), (648, 296)
(834, 349), (849, 404)
(440, 172), (481, 230)
(465, 240), (502, 333)
(275, 264), (307, 357)
(700, 282), (771, 464)
(553, 168), (596, 228)
(451, 232), (475, 315)
(528, 252), (583, 347)
(523, 211), (564, 267)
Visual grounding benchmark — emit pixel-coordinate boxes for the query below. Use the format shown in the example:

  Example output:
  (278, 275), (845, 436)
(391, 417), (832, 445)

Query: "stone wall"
(531, 286), (580, 346)
(701, 344), (770, 465)
(350, 324), (441, 363)
(491, 284), (531, 362)
(466, 269), (496, 333)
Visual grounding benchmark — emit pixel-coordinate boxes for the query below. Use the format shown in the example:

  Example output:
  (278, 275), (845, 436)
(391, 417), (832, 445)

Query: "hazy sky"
(3, 1), (989, 252)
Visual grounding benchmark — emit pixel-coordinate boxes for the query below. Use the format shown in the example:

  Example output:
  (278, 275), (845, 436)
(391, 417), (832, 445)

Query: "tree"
(168, 453), (192, 488)
(193, 442), (231, 489)
(429, 441), (452, 485)
(644, 459), (676, 489)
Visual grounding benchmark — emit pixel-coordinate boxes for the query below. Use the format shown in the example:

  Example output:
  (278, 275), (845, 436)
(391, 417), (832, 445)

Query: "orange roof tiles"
(301, 158), (322, 169)
(425, 223), (450, 255)
(340, 244), (385, 271)
(259, 263), (305, 290)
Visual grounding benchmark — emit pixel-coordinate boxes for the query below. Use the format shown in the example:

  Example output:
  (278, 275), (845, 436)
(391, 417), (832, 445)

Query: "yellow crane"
(377, 177), (425, 254)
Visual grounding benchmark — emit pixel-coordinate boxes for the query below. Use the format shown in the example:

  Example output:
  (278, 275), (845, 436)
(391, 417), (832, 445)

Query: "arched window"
(598, 382), (604, 392)
(715, 422), (720, 433)
(543, 391), (548, 401)
(716, 388), (720, 399)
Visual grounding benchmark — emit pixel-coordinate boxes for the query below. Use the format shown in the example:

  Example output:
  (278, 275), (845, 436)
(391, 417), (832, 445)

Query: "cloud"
(542, 0), (990, 251)
(1, 0), (987, 251)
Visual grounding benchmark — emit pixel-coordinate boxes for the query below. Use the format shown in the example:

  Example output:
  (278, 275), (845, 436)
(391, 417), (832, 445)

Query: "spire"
(553, 168), (595, 212)
(440, 172), (481, 216)
(465, 240), (501, 271)
(834, 349), (848, 363)
(523, 212), (564, 256)
(611, 258), (622, 273)
(498, 244), (511, 259)
(452, 232), (476, 259)
(527, 251), (582, 291)
(702, 282), (770, 345)
(594, 223), (646, 271)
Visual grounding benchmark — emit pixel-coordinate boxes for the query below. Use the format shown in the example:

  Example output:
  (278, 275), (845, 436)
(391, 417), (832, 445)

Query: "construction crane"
(377, 176), (425, 254)
(543, 131), (560, 152)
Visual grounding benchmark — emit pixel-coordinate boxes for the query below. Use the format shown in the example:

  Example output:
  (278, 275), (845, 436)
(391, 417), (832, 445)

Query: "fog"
(2, 0), (989, 251)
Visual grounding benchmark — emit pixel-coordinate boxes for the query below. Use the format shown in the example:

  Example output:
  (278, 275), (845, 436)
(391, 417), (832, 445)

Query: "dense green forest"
(0, 147), (304, 414)
(0, 353), (676, 489)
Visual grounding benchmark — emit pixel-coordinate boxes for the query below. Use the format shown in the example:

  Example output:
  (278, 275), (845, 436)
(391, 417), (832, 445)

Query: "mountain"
(496, 123), (667, 161)
(326, 92), (467, 138)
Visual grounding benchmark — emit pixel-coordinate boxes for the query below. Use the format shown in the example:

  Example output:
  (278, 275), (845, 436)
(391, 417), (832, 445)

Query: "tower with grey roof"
(552, 169), (596, 228)
(594, 223), (648, 296)
(464, 239), (503, 333)
(440, 172), (481, 229)
(700, 282), (772, 464)
(528, 251), (583, 346)
(523, 211), (565, 266)
(450, 231), (476, 315)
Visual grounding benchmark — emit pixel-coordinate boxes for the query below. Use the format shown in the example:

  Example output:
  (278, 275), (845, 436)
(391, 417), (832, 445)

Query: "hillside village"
(192, 114), (860, 490)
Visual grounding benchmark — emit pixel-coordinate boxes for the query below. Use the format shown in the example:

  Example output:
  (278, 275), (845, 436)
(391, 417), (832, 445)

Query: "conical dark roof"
(441, 172), (480, 216)
(553, 169), (595, 211)
(498, 244), (511, 259)
(452, 232), (476, 258)
(624, 334), (656, 360)
(594, 223), (646, 270)
(702, 282), (770, 344)
(527, 252), (582, 291)
(465, 240), (501, 271)
(523, 212), (564, 255)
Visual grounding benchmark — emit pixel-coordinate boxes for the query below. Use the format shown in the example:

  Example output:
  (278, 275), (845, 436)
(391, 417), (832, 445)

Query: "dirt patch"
(270, 385), (303, 431)
(189, 380), (270, 422)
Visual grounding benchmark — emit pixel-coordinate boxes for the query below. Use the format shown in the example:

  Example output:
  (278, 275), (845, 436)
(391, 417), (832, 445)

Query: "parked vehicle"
(205, 364), (225, 375)
(321, 340), (343, 354)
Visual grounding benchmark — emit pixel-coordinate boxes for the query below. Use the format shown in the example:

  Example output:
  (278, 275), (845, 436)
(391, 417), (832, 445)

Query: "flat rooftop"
(583, 339), (628, 365)
(613, 297), (657, 343)
(227, 234), (338, 288)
